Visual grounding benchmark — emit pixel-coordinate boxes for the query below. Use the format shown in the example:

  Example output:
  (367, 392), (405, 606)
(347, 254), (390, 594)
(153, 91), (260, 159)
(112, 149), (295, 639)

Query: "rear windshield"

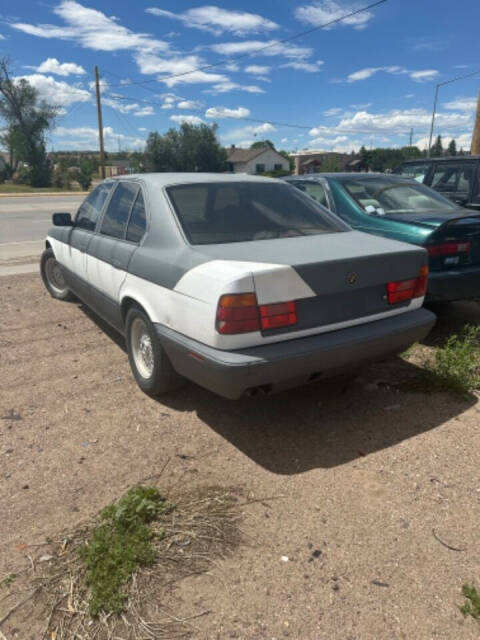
(341, 177), (457, 215)
(166, 181), (347, 245)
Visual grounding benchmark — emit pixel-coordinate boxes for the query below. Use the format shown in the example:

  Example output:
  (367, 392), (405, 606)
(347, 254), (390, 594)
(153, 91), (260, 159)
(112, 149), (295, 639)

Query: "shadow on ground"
(79, 303), (477, 475)
(424, 300), (480, 347)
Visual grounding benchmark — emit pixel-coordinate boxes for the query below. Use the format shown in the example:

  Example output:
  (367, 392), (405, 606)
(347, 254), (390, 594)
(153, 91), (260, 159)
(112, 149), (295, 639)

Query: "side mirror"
(52, 212), (73, 226)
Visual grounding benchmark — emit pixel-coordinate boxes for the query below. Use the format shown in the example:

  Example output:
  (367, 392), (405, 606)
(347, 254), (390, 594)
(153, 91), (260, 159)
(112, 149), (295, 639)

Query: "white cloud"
(346, 66), (439, 83)
(405, 93), (415, 98)
(280, 137), (288, 143)
(410, 69), (439, 82)
(205, 106), (250, 119)
(307, 134), (361, 152)
(16, 74), (91, 106)
(295, 1), (375, 30)
(0, 34), (5, 40)
(280, 60), (324, 72)
(138, 127), (147, 132)
(177, 99), (203, 109)
(324, 107), (346, 117)
(53, 125), (145, 150)
(222, 122), (276, 146)
(443, 96), (477, 113)
(309, 107), (472, 136)
(35, 57), (85, 76)
(206, 81), (265, 94)
(245, 65), (270, 76)
(415, 133), (472, 151)
(11, 0), (169, 53)
(133, 105), (154, 117)
(170, 114), (205, 125)
(146, 6), (278, 36)
(207, 40), (313, 60)
(135, 52), (228, 87)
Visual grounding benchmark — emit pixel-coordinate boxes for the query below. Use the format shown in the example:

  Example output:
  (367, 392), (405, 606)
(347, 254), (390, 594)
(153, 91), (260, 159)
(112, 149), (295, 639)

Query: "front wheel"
(40, 248), (75, 301)
(125, 306), (184, 396)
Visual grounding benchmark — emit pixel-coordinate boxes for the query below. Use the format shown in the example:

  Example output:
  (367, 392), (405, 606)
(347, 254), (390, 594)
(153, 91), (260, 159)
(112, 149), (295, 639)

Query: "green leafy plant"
(425, 325), (480, 395)
(459, 583), (480, 620)
(79, 486), (171, 616)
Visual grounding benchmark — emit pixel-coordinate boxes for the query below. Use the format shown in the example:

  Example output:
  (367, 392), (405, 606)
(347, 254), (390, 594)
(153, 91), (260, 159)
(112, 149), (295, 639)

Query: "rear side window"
(101, 182), (138, 239)
(75, 182), (113, 231)
(431, 164), (475, 196)
(291, 180), (329, 207)
(126, 191), (147, 243)
(166, 182), (347, 245)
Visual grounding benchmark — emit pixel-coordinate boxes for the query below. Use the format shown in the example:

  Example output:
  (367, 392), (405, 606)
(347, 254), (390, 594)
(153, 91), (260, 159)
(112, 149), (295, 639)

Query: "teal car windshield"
(341, 177), (457, 215)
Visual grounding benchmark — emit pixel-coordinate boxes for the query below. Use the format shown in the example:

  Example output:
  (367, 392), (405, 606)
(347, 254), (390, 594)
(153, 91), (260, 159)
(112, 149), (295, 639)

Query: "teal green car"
(286, 173), (480, 302)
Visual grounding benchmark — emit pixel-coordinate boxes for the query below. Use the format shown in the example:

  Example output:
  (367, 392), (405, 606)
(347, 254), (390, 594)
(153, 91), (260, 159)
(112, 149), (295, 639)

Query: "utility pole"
(409, 128), (413, 146)
(470, 88), (480, 155)
(427, 84), (439, 158)
(94, 65), (105, 180)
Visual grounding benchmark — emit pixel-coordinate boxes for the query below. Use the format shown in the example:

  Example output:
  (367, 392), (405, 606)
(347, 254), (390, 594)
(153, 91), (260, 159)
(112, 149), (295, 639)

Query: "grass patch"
(423, 325), (480, 395)
(79, 486), (171, 616)
(0, 484), (243, 639)
(459, 583), (480, 621)
(0, 184), (85, 194)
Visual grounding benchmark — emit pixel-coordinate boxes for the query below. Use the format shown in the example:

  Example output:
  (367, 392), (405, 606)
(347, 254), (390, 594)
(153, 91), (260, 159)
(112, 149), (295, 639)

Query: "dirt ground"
(1, 273), (480, 639)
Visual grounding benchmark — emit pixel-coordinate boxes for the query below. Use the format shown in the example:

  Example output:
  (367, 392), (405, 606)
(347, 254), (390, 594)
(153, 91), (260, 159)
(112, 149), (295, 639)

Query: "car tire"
(125, 306), (184, 396)
(40, 248), (76, 301)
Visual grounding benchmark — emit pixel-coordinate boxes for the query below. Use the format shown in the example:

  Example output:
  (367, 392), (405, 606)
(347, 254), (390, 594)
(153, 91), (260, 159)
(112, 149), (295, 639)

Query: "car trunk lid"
(196, 231), (427, 335)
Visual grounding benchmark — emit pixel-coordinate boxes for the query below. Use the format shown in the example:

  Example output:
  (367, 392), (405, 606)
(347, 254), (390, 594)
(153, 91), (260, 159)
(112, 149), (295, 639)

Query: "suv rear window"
(394, 162), (432, 183)
(166, 182), (346, 245)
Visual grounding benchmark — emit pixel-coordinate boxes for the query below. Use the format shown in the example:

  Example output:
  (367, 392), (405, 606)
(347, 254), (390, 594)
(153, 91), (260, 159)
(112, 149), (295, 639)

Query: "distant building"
(290, 150), (361, 175)
(226, 146), (290, 175)
(101, 159), (134, 178)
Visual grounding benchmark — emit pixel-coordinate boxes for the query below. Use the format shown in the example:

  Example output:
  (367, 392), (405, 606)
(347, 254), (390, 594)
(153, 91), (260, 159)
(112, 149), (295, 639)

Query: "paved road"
(0, 195), (83, 266)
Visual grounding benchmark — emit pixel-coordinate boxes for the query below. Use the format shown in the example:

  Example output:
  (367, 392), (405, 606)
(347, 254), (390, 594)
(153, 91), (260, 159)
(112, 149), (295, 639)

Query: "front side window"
(101, 182), (139, 239)
(255, 164), (265, 173)
(394, 162), (431, 183)
(341, 177), (456, 215)
(166, 181), (347, 245)
(75, 182), (113, 231)
(126, 190), (147, 243)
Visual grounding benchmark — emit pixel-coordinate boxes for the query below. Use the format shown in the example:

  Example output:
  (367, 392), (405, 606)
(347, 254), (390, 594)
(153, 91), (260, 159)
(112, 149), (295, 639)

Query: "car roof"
(287, 172), (408, 181)
(400, 156), (480, 164)
(109, 172), (283, 187)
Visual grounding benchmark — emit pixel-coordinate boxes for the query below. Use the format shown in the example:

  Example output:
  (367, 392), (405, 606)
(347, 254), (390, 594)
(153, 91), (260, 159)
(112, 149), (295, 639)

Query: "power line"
(106, 0), (388, 88)
(98, 86), (437, 137)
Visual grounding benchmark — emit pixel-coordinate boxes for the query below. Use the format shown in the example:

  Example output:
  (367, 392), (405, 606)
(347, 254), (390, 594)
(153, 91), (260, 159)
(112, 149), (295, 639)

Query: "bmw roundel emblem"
(347, 272), (358, 285)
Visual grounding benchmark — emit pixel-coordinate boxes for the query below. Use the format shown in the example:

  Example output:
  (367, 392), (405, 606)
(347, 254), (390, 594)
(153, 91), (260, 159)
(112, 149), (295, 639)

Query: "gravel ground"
(1, 273), (480, 639)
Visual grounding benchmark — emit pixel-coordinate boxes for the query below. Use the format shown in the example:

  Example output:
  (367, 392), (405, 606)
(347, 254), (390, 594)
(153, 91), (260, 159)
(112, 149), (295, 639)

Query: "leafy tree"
(447, 139), (457, 156)
(144, 123), (226, 172)
(430, 134), (443, 158)
(321, 156), (339, 172)
(279, 149), (294, 173)
(250, 139), (274, 149)
(0, 58), (58, 186)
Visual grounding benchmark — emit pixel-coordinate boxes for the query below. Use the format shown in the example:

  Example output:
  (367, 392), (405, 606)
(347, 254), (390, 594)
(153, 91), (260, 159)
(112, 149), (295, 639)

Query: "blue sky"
(1, 0), (479, 153)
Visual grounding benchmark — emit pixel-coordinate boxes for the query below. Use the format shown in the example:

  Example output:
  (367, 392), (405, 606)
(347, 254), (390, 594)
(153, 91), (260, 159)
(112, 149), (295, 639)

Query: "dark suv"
(394, 156), (480, 210)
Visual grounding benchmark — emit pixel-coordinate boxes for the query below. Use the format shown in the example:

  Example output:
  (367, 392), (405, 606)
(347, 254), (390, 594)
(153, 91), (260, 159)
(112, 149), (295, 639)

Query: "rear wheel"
(125, 306), (184, 396)
(40, 248), (75, 301)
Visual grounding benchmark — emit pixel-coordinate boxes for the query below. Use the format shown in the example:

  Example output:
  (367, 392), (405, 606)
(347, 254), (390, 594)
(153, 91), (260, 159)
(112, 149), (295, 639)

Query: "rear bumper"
(155, 308), (435, 399)
(427, 265), (480, 301)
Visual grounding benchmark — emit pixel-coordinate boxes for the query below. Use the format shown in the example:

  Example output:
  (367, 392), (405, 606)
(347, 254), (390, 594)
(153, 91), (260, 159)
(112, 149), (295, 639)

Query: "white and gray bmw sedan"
(41, 173), (435, 399)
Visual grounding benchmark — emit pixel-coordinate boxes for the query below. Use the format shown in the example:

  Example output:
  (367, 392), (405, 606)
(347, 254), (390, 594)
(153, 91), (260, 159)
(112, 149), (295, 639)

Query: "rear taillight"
(427, 241), (471, 257)
(259, 301), (297, 330)
(387, 265), (428, 305)
(216, 294), (297, 334)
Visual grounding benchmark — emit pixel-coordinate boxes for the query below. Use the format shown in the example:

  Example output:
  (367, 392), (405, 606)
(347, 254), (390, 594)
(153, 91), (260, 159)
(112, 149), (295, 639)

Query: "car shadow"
(423, 300), (480, 347)
(158, 356), (475, 474)
(77, 303), (476, 475)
